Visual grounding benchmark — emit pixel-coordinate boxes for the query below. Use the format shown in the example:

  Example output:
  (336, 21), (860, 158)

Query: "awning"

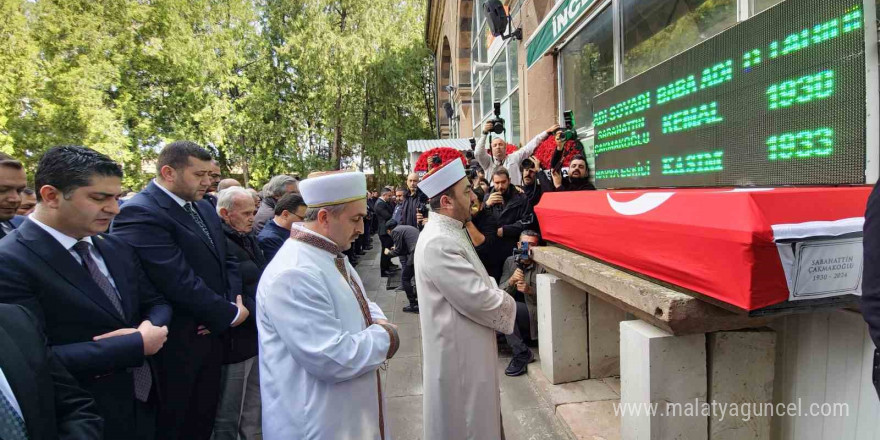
(406, 138), (473, 153)
(525, 0), (600, 69)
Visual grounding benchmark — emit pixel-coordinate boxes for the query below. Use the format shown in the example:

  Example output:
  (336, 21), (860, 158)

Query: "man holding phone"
(498, 230), (544, 376)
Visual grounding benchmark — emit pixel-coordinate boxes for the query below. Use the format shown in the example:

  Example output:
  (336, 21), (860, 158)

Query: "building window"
(621, 0), (737, 79)
(471, 1), (521, 146)
(752, 0), (783, 14)
(560, 6), (614, 132)
(480, 76), (492, 119)
(508, 40), (519, 90)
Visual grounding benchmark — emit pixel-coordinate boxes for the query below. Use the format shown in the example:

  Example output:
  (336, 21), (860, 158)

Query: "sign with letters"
(591, 0), (878, 188)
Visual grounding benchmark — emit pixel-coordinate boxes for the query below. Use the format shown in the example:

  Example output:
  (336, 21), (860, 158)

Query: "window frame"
(556, 0), (756, 138)
(471, 7), (523, 146)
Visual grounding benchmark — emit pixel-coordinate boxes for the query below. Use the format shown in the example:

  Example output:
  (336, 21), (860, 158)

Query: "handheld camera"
(487, 102), (505, 135)
(513, 241), (531, 270)
(558, 110), (578, 141)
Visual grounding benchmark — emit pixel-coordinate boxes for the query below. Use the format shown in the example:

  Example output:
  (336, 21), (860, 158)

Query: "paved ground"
(355, 235), (572, 440)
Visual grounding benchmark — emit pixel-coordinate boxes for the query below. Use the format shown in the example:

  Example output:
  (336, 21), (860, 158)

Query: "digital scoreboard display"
(591, 0), (878, 189)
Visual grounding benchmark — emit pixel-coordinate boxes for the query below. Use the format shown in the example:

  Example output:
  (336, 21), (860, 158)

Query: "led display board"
(591, 0), (878, 189)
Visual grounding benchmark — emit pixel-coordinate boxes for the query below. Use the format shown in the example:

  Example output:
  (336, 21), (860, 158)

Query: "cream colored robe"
(257, 225), (392, 439)
(414, 213), (517, 440)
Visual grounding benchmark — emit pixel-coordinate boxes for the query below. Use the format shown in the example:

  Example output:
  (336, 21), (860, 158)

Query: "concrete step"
(526, 364), (622, 440)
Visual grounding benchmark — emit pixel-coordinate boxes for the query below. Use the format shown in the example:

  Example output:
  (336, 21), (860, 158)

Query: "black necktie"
(184, 203), (215, 247)
(71, 241), (152, 402)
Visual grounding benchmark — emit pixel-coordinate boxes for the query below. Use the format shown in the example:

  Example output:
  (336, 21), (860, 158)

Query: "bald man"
(398, 172), (422, 228)
(218, 178), (242, 192)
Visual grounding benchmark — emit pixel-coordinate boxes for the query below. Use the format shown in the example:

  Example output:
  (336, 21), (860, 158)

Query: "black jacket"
(222, 223), (267, 364)
(0, 219), (172, 439)
(389, 225), (420, 266)
(522, 171), (555, 208)
(398, 190), (421, 228)
(480, 186), (535, 281)
(374, 198), (394, 237)
(862, 183), (880, 399)
(0, 303), (103, 439)
(550, 147), (596, 191)
(471, 209), (505, 282)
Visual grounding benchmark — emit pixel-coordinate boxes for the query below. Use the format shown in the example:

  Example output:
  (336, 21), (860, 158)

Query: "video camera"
(513, 241), (531, 270)
(486, 102), (505, 135)
(558, 110), (578, 141)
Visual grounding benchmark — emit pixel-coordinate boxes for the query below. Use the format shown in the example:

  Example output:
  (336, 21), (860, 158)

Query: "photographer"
(481, 167), (535, 281)
(550, 133), (595, 191)
(499, 230), (544, 376)
(474, 106), (558, 186)
(521, 155), (554, 208)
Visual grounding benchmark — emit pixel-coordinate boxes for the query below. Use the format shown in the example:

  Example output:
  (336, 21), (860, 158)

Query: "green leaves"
(0, 0), (431, 187)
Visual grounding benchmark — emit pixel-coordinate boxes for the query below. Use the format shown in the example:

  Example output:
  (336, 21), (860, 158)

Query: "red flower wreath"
(413, 147), (468, 172)
(533, 136), (582, 169)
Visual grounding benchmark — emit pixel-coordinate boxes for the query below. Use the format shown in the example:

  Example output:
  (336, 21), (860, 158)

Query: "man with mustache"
(257, 171), (399, 439)
(550, 133), (596, 192)
(0, 152), (27, 238)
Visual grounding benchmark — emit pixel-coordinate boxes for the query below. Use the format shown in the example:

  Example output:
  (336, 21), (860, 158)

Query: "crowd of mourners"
(0, 122), (594, 440)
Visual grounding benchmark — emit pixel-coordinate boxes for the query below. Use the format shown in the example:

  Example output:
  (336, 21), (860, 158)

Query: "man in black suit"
(0, 152), (27, 239)
(0, 303), (103, 439)
(0, 146), (172, 440)
(374, 187), (397, 277)
(113, 141), (250, 440)
(862, 183), (880, 399)
(257, 192), (306, 262)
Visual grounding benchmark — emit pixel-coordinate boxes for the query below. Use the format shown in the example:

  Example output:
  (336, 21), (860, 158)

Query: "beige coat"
(415, 213), (517, 440)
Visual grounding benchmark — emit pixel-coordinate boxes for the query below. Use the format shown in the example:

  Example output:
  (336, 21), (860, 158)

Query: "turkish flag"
(535, 187), (871, 310)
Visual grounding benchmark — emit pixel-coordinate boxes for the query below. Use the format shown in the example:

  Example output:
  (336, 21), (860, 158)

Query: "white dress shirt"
(28, 215), (118, 290)
(0, 365), (24, 420)
(152, 178), (187, 207)
(152, 179), (240, 325)
(1, 220), (14, 236)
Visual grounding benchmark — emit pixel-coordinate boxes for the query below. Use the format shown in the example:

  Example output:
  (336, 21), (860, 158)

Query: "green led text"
(657, 76), (698, 105)
(742, 49), (762, 69)
(767, 127), (834, 160)
(661, 102), (724, 134)
(700, 60), (733, 89)
(595, 132), (650, 154)
(595, 161), (652, 180)
(593, 92), (651, 127)
(662, 150), (724, 175)
(596, 117), (646, 140)
(768, 7), (862, 59)
(767, 70), (835, 110)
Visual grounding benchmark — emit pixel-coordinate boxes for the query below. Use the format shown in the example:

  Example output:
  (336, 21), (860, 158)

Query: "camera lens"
(521, 158), (534, 169)
(492, 123), (505, 134)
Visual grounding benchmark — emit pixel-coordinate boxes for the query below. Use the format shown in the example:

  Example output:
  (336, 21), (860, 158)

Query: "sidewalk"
(355, 235), (573, 439)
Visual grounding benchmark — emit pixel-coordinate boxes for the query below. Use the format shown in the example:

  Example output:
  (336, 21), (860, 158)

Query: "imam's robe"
(256, 224), (395, 439)
(414, 212), (517, 440)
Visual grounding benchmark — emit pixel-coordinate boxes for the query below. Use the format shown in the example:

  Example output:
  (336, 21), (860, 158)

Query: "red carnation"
(533, 137), (581, 169)
(414, 147), (468, 172)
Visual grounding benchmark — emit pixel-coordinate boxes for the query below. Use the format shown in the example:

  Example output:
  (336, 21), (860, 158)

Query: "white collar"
(152, 179), (187, 207)
(29, 215), (94, 251)
(429, 211), (465, 229)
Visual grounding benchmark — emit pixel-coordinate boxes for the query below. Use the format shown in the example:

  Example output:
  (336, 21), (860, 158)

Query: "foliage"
(0, 0), (434, 188)
(623, 0), (736, 79)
